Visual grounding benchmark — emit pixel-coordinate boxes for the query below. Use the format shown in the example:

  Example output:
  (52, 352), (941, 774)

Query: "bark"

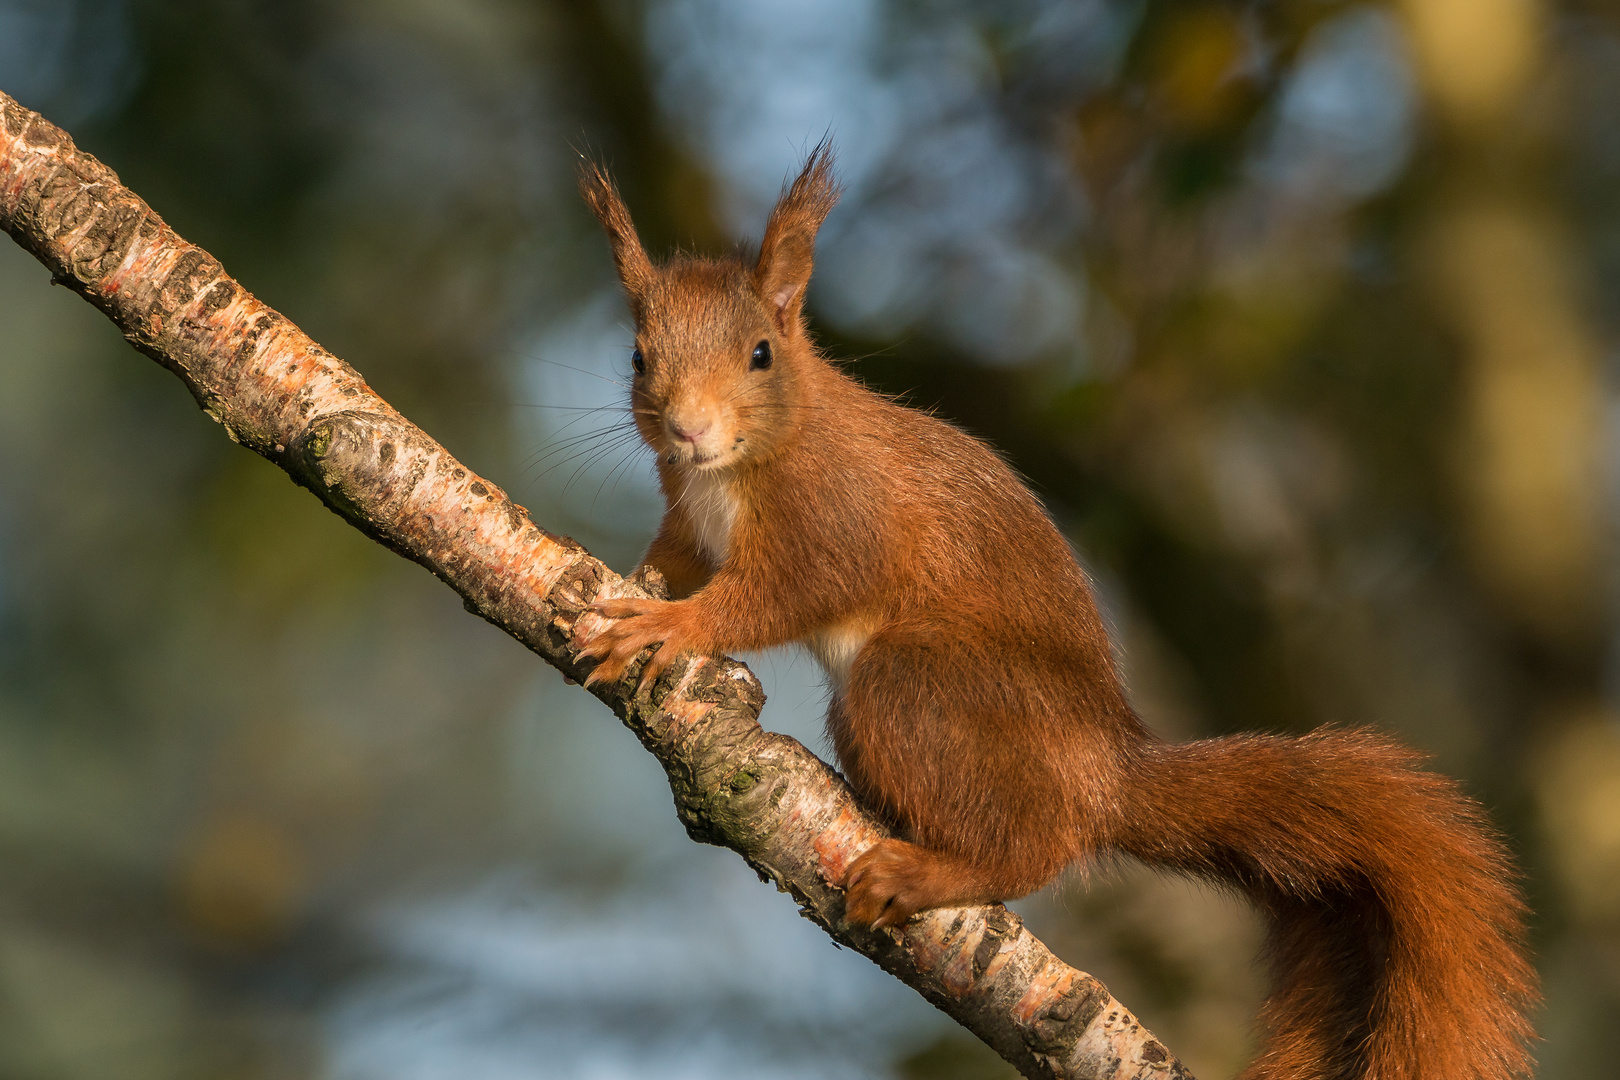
(0, 90), (1190, 1080)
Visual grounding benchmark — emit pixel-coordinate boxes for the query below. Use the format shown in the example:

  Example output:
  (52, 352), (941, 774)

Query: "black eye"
(750, 340), (772, 371)
(632, 348), (646, 375)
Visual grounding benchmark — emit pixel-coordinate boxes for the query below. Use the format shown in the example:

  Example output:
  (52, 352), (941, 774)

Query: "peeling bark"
(0, 90), (1190, 1080)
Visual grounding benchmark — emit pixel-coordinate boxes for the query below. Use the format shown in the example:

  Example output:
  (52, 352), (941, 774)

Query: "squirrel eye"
(631, 348), (646, 375)
(750, 340), (772, 371)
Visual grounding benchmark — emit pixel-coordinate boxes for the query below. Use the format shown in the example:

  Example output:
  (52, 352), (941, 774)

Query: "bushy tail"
(1117, 730), (1537, 1080)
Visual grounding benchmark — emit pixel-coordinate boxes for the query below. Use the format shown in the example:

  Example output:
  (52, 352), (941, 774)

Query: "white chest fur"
(675, 472), (874, 694)
(680, 470), (740, 566)
(804, 616), (878, 695)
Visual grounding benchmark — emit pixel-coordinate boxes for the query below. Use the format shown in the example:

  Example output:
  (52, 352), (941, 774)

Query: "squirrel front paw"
(576, 596), (704, 690)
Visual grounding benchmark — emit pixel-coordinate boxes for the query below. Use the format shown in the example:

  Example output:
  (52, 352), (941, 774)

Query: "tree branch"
(0, 90), (1190, 1080)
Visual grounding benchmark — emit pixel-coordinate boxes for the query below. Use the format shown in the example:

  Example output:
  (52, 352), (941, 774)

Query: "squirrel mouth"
(665, 446), (733, 470)
(665, 447), (710, 466)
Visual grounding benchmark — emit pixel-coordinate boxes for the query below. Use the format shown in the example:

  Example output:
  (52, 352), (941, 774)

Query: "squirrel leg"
(828, 624), (1083, 927)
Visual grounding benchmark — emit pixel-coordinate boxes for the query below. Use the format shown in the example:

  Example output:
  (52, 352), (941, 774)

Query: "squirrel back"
(577, 147), (1538, 1080)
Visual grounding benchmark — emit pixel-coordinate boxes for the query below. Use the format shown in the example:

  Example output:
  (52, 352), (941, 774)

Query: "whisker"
(520, 423), (631, 472)
(537, 430), (641, 477)
(523, 354), (633, 391)
(539, 444), (632, 496)
(521, 430), (643, 485)
(511, 402), (631, 413)
(591, 443), (654, 514)
(527, 405), (627, 441)
(562, 435), (643, 499)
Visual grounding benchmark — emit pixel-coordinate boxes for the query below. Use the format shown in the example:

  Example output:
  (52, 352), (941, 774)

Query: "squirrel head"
(579, 144), (841, 473)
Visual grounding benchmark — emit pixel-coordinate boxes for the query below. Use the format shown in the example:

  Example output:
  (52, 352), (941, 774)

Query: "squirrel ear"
(579, 159), (656, 316)
(754, 141), (841, 335)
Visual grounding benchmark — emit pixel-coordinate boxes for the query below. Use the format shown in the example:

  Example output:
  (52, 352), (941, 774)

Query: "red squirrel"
(575, 147), (1537, 1080)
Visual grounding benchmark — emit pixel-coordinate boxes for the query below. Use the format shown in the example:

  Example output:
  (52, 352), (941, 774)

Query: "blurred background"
(0, 0), (1616, 1076)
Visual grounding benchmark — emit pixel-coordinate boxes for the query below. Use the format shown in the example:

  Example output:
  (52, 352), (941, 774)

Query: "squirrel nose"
(666, 411), (711, 444)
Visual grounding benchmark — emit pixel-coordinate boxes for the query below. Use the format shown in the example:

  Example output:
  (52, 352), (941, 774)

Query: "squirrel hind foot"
(840, 838), (1008, 929)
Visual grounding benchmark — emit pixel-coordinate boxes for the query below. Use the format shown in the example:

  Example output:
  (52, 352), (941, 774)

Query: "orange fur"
(575, 147), (1538, 1080)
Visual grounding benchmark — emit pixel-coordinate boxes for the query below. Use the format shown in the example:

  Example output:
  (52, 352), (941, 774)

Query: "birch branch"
(0, 90), (1189, 1080)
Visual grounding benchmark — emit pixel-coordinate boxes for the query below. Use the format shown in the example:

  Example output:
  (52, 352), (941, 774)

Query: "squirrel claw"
(634, 643), (678, 693)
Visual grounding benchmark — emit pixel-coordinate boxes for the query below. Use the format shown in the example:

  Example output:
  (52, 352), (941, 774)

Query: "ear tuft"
(754, 139), (842, 335)
(578, 157), (656, 315)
